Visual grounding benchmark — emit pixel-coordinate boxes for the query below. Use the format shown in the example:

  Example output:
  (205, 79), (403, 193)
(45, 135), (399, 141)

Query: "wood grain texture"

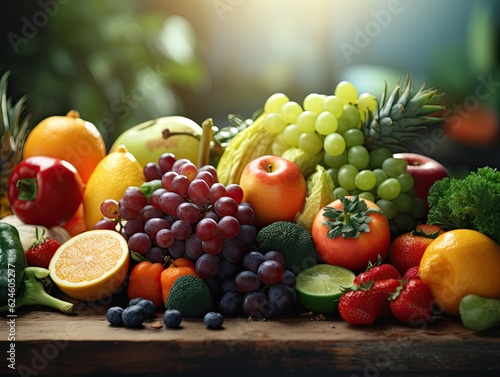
(2, 304), (500, 377)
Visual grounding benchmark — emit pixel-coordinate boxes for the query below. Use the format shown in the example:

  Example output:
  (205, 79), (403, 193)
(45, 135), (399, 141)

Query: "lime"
(295, 264), (355, 313)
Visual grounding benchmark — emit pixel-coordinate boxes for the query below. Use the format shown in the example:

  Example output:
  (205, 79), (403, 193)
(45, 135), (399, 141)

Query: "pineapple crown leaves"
(0, 71), (32, 165)
(363, 75), (445, 152)
(322, 195), (383, 239)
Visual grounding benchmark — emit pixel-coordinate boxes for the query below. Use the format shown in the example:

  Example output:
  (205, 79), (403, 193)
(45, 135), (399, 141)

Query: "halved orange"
(49, 230), (130, 302)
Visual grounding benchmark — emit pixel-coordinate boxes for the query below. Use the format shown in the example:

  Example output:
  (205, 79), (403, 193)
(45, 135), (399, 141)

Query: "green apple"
(111, 116), (202, 167)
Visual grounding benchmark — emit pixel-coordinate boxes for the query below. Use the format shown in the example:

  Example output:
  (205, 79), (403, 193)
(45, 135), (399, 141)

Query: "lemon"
(83, 145), (145, 230)
(295, 264), (355, 314)
(49, 229), (130, 302)
(419, 229), (500, 316)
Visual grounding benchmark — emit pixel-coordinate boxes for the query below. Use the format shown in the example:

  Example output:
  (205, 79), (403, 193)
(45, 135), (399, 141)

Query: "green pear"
(111, 116), (202, 167)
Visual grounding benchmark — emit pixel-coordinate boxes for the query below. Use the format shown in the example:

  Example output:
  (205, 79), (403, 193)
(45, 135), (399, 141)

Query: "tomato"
(311, 196), (391, 272)
(387, 224), (444, 275)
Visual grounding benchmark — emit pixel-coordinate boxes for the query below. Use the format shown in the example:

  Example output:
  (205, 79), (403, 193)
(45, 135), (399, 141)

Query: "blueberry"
(128, 297), (144, 306)
(137, 299), (156, 319)
(203, 312), (224, 329)
(106, 306), (124, 326)
(122, 305), (146, 327)
(163, 309), (182, 328)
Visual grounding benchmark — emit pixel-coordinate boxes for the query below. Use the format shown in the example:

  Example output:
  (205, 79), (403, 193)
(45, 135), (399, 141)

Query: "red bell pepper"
(8, 156), (84, 228)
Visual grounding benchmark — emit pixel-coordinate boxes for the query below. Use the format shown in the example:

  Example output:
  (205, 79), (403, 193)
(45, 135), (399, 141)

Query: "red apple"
(239, 155), (306, 228)
(394, 152), (450, 216)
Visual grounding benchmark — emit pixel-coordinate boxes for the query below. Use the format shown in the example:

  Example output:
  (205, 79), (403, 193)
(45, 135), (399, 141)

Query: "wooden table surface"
(2, 297), (500, 377)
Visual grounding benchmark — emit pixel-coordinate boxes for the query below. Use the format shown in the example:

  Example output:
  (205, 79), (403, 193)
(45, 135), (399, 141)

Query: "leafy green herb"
(427, 167), (500, 243)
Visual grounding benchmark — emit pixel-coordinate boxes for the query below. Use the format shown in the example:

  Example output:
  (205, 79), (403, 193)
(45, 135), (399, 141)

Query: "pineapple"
(362, 75), (445, 152)
(0, 71), (31, 218)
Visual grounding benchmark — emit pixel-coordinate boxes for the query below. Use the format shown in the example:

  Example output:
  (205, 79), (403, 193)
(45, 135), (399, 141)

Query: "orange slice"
(49, 230), (130, 302)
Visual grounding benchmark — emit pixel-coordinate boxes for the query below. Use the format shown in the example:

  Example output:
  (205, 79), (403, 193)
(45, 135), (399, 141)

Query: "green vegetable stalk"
(427, 167), (500, 243)
(459, 294), (500, 331)
(0, 222), (73, 314)
(0, 266), (74, 314)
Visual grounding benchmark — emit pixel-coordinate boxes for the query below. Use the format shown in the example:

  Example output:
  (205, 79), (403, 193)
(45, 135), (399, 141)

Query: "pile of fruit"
(2, 70), (500, 333)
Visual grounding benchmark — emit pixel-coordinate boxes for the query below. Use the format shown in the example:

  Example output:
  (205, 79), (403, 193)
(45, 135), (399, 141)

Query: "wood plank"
(2, 304), (500, 377)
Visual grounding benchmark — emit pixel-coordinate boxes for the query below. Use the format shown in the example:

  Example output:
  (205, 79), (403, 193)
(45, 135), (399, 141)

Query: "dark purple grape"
(121, 186), (148, 214)
(203, 211), (220, 222)
(141, 205), (165, 223)
(168, 239), (185, 259)
(188, 178), (210, 205)
(161, 171), (178, 191)
(208, 183), (226, 204)
(145, 246), (165, 263)
(281, 270), (297, 287)
(264, 250), (286, 267)
(195, 254), (221, 279)
(199, 165), (218, 182)
(243, 251), (265, 273)
(235, 203), (255, 225)
(202, 234), (224, 255)
(219, 291), (242, 316)
(150, 188), (167, 210)
(196, 218), (218, 242)
(258, 260), (284, 286)
(221, 279), (237, 293)
(177, 202), (202, 224)
(171, 174), (190, 198)
(214, 196), (238, 217)
(221, 238), (246, 263)
(267, 284), (297, 315)
(217, 215), (240, 239)
(93, 218), (117, 231)
(170, 220), (192, 240)
(158, 153), (176, 174)
(123, 218), (144, 238)
(218, 260), (240, 280)
(156, 229), (174, 248)
(171, 158), (190, 173)
(235, 270), (260, 293)
(242, 291), (273, 318)
(195, 170), (215, 187)
(237, 224), (257, 245)
(144, 217), (171, 240)
(128, 232), (152, 255)
(185, 233), (204, 260)
(159, 191), (184, 216)
(144, 162), (162, 181)
(225, 184), (244, 204)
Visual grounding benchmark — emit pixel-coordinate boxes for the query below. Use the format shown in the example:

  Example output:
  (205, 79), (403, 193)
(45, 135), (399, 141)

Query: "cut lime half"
(295, 264), (355, 314)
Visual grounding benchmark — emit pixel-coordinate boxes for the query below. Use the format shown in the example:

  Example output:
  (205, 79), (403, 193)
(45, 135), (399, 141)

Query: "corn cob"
(217, 113), (275, 185)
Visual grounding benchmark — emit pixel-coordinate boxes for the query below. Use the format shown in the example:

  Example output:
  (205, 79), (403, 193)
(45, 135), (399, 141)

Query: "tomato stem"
(322, 195), (383, 239)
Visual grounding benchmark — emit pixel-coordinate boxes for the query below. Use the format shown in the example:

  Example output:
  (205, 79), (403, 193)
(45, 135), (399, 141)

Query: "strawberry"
(25, 228), (61, 268)
(373, 278), (401, 319)
(390, 278), (434, 324)
(338, 283), (382, 326)
(403, 265), (420, 281)
(353, 255), (401, 286)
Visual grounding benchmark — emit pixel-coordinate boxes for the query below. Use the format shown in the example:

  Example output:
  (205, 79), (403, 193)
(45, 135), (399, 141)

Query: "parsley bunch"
(427, 167), (500, 243)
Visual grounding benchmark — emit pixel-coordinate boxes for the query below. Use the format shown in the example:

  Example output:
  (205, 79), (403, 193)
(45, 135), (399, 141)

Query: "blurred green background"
(1, 0), (499, 171)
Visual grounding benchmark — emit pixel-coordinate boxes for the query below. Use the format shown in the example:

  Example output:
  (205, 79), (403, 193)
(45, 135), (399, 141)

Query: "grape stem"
(322, 195), (383, 239)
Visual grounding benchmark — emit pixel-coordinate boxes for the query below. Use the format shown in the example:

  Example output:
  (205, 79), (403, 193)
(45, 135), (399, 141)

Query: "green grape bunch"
(259, 78), (444, 233)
